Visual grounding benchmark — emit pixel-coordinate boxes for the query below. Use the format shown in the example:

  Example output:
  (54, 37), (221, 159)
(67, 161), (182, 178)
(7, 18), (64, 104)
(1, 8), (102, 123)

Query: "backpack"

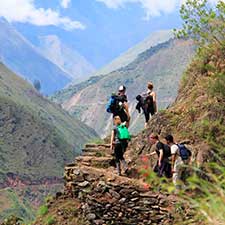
(137, 93), (154, 109)
(106, 94), (123, 114)
(117, 124), (131, 141)
(177, 144), (191, 160)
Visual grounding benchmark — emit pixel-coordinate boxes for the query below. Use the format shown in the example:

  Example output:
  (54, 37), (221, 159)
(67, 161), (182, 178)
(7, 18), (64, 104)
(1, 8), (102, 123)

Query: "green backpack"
(117, 124), (131, 141)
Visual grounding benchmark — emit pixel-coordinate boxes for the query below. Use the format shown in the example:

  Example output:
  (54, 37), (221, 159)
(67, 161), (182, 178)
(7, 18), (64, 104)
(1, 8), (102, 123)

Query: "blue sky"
(0, 0), (208, 68)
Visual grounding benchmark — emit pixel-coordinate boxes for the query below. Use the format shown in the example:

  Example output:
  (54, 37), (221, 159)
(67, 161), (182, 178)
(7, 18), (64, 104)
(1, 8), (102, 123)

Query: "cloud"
(61, 0), (71, 8)
(0, 0), (85, 30)
(96, 0), (221, 19)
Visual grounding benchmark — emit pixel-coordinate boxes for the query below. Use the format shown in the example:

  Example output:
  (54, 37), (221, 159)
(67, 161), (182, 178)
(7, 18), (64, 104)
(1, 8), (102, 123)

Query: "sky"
(0, 0), (220, 68)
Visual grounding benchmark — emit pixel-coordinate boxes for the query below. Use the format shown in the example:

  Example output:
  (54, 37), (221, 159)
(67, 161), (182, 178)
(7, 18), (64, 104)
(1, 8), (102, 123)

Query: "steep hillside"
(0, 19), (71, 95)
(54, 38), (195, 137)
(94, 30), (173, 76)
(128, 43), (225, 168)
(0, 63), (98, 221)
(37, 35), (96, 81)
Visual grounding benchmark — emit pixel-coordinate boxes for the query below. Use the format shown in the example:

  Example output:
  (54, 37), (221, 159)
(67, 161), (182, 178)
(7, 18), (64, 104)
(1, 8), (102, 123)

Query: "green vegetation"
(0, 188), (35, 223)
(45, 216), (56, 225)
(175, 0), (225, 47)
(0, 63), (99, 221)
(171, 0), (225, 223)
(38, 205), (48, 216)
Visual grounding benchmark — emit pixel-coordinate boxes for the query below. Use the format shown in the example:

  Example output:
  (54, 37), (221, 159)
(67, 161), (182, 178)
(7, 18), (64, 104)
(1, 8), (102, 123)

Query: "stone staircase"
(63, 143), (178, 225)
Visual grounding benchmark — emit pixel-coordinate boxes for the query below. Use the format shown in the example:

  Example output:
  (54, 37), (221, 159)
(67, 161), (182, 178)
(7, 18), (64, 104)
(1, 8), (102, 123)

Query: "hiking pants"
(114, 143), (125, 163)
(154, 160), (172, 178)
(173, 159), (188, 189)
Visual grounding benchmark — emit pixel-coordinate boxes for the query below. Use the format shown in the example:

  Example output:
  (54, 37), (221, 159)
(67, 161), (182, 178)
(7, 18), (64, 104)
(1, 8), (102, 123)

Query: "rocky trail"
(38, 143), (189, 225)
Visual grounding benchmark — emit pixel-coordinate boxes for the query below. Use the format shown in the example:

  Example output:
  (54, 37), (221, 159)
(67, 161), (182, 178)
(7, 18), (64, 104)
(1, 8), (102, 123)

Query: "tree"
(33, 79), (41, 92)
(174, 0), (225, 47)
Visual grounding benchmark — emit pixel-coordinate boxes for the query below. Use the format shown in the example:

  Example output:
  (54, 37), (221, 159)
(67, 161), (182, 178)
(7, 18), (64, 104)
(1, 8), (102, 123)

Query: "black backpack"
(177, 144), (192, 160)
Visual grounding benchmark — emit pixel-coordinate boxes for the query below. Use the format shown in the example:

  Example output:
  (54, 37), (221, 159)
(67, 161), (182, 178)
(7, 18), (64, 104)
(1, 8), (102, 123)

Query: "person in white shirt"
(165, 134), (188, 191)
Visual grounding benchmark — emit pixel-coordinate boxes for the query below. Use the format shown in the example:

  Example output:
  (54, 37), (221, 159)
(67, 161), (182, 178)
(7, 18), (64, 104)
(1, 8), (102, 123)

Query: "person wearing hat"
(113, 85), (130, 128)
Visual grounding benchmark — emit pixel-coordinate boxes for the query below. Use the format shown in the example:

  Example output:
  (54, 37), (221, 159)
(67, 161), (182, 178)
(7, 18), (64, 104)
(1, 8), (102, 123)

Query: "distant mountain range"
(52, 35), (195, 137)
(93, 30), (173, 76)
(0, 62), (98, 220)
(37, 35), (96, 82)
(0, 19), (95, 95)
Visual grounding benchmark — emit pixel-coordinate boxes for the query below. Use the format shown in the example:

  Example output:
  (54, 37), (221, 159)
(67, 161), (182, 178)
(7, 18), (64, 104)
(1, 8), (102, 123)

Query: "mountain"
(0, 18), (72, 95)
(37, 35), (96, 82)
(0, 63), (98, 221)
(93, 30), (173, 76)
(52, 37), (195, 137)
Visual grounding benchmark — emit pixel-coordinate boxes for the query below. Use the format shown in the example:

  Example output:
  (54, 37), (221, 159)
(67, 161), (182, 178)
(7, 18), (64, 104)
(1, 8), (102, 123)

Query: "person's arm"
(124, 102), (130, 117)
(110, 130), (115, 151)
(151, 92), (157, 113)
(158, 149), (163, 167)
(146, 151), (157, 157)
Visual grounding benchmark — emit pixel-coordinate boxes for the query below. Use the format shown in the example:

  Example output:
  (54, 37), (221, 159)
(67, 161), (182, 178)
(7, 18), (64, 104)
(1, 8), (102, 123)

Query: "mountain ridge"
(0, 62), (98, 221)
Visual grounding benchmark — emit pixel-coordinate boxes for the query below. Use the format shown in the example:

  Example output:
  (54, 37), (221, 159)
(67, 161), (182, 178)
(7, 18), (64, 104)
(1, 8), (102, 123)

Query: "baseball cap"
(118, 85), (126, 92)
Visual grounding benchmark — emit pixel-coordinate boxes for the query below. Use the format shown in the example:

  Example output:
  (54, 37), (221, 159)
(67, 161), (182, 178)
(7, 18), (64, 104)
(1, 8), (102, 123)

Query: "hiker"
(106, 85), (130, 128)
(148, 133), (172, 178)
(165, 135), (191, 191)
(116, 85), (130, 127)
(136, 82), (157, 129)
(110, 115), (130, 176)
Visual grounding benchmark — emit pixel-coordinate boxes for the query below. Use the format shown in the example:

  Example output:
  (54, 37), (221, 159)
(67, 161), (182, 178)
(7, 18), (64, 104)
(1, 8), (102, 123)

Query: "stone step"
(82, 148), (102, 152)
(76, 156), (115, 169)
(65, 165), (149, 192)
(82, 151), (109, 157)
(85, 144), (110, 149)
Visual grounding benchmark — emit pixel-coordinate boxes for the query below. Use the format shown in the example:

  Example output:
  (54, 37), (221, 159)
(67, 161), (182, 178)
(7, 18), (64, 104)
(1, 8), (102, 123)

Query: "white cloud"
(97, 0), (221, 19)
(0, 0), (85, 30)
(61, 0), (71, 8)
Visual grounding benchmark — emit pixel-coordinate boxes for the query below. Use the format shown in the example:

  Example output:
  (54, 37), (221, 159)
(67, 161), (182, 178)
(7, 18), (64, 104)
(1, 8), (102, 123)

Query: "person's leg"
(143, 108), (150, 129)
(173, 161), (184, 192)
(119, 141), (128, 174)
(114, 144), (122, 175)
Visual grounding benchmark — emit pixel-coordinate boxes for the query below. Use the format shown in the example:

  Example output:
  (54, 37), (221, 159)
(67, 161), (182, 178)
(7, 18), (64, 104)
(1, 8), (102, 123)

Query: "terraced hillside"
(0, 63), (98, 221)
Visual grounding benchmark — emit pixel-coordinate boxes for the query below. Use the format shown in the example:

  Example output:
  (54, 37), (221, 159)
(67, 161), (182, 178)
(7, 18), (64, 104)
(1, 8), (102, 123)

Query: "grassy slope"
(0, 63), (98, 221)
(55, 38), (195, 137)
